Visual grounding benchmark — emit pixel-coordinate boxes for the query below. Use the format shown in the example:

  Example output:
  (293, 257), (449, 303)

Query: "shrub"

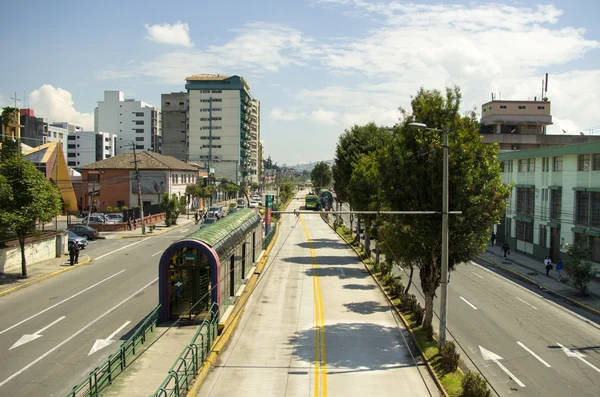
(382, 273), (394, 287)
(390, 280), (404, 297)
(106, 206), (114, 213)
(461, 371), (491, 397)
(439, 341), (460, 373)
(402, 294), (417, 312)
(413, 303), (424, 326)
(121, 206), (129, 211)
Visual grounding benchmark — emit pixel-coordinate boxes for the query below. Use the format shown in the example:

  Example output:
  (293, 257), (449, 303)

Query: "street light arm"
(219, 180), (250, 206)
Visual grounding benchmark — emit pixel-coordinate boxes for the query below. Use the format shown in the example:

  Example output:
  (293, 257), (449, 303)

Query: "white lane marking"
(471, 272), (484, 279)
(151, 250), (163, 257)
(95, 237), (152, 260)
(88, 321), (131, 355)
(0, 278), (158, 388)
(460, 296), (478, 310)
(516, 296), (538, 310)
(179, 229), (189, 233)
(10, 317), (66, 350)
(516, 341), (551, 367)
(557, 342), (600, 373)
(0, 270), (126, 336)
(480, 345), (526, 387)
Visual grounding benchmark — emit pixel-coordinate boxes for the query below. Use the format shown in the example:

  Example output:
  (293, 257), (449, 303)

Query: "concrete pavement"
(195, 191), (438, 397)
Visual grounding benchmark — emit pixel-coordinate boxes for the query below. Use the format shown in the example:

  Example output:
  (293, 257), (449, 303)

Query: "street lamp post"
(408, 122), (449, 344)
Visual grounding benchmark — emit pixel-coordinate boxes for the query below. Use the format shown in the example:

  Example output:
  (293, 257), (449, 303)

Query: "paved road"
(0, 225), (198, 397)
(196, 191), (438, 397)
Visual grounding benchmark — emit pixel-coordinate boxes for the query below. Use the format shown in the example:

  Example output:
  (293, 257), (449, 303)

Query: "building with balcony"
(185, 74), (259, 183)
(161, 92), (188, 161)
(481, 99), (600, 151)
(94, 90), (158, 154)
(498, 142), (600, 270)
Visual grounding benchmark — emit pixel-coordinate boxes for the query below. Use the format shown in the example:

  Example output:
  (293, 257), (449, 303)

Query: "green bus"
(305, 194), (320, 210)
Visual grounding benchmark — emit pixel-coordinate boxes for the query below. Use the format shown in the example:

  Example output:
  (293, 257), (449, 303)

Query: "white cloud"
(144, 22), (193, 47)
(269, 108), (304, 121)
(310, 108), (338, 125)
(28, 85), (94, 129)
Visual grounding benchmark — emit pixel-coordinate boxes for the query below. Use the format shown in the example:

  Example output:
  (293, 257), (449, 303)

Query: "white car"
(249, 202), (260, 208)
(252, 195), (262, 201)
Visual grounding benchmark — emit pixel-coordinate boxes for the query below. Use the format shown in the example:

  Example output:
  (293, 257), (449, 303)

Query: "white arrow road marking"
(0, 278), (157, 388)
(179, 229), (189, 233)
(516, 297), (538, 310)
(460, 296), (478, 310)
(517, 342), (551, 367)
(471, 272), (484, 279)
(151, 250), (163, 257)
(9, 317), (66, 350)
(88, 321), (131, 355)
(479, 345), (526, 387)
(0, 270), (126, 336)
(556, 342), (600, 373)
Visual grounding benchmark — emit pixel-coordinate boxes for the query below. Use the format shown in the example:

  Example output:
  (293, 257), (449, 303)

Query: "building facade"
(161, 92), (188, 161)
(185, 74), (259, 183)
(499, 142), (600, 265)
(66, 131), (117, 168)
(94, 90), (158, 154)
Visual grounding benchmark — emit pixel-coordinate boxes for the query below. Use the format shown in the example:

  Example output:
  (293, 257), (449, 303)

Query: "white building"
(94, 91), (158, 154)
(43, 123), (69, 154)
(185, 74), (259, 183)
(66, 131), (117, 168)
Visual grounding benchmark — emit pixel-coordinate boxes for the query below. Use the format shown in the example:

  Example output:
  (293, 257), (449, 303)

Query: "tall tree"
(0, 156), (63, 277)
(310, 161), (332, 189)
(332, 122), (391, 202)
(378, 87), (510, 337)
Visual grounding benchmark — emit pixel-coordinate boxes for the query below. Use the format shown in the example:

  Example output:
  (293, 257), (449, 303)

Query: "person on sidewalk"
(127, 218), (132, 231)
(68, 241), (76, 266)
(194, 212), (199, 225)
(490, 231), (496, 246)
(555, 259), (564, 281)
(133, 218), (137, 230)
(501, 242), (510, 258)
(544, 256), (553, 276)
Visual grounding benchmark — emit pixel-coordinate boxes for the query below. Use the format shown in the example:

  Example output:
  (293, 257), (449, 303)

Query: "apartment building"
(161, 92), (188, 161)
(184, 74), (259, 183)
(65, 131), (117, 168)
(499, 141), (600, 265)
(94, 91), (158, 154)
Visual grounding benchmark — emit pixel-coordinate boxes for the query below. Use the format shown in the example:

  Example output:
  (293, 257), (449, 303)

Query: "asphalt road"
(0, 225), (198, 397)
(196, 191), (439, 397)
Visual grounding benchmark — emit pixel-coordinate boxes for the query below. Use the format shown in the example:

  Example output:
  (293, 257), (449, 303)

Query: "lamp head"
(408, 122), (428, 129)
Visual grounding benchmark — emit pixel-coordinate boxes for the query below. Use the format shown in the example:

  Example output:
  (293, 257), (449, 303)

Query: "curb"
(475, 255), (600, 317)
(117, 222), (195, 239)
(326, 220), (448, 397)
(186, 220), (281, 396)
(0, 256), (93, 298)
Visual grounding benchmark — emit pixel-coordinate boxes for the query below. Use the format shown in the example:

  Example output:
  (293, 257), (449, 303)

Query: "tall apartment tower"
(94, 91), (158, 154)
(161, 92), (188, 161)
(185, 74), (259, 183)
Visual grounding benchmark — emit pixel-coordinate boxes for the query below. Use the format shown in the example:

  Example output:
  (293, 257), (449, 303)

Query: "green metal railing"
(152, 302), (219, 397)
(66, 304), (161, 397)
(263, 224), (277, 249)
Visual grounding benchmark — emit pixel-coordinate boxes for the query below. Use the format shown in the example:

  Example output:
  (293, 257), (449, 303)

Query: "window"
(68, 135), (76, 141)
(539, 225), (547, 247)
(213, 126), (222, 130)
(135, 120), (144, 125)
(518, 105), (526, 109)
(212, 108), (222, 111)
(518, 159), (527, 172)
(578, 154), (590, 171)
(201, 90), (210, 93)
(527, 158), (535, 172)
(550, 189), (562, 221)
(542, 157), (550, 172)
(134, 129), (144, 133)
(136, 145), (144, 150)
(537, 106), (545, 109)
(516, 188), (534, 217)
(68, 161), (76, 166)
(506, 218), (512, 238)
(179, 102), (185, 105)
(68, 153), (76, 158)
(68, 144), (76, 149)
(593, 154), (600, 170)
(212, 98), (222, 102)
(105, 146), (110, 150)
(200, 136), (221, 140)
(212, 90), (222, 93)
(201, 126), (211, 130)
(166, 102), (171, 105)
(516, 221), (533, 243)
(507, 160), (513, 173)
(593, 237), (600, 262)
(134, 112), (144, 117)
(117, 201), (125, 207)
(575, 191), (590, 225)
(135, 137), (144, 142)
(553, 156), (563, 171)
(202, 144), (222, 148)
(500, 105), (507, 109)
(591, 192), (600, 227)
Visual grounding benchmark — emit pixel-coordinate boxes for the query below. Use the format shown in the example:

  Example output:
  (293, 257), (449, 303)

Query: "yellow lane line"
(300, 215), (327, 397)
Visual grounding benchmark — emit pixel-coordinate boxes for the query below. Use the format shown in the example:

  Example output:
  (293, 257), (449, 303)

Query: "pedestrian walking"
(490, 231), (496, 246)
(544, 256), (553, 276)
(73, 241), (80, 264)
(555, 259), (564, 281)
(195, 212), (199, 225)
(127, 218), (132, 231)
(501, 242), (510, 258)
(133, 218), (137, 230)
(68, 241), (76, 266)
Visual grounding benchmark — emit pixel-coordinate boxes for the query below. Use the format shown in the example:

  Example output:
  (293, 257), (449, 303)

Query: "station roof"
(185, 209), (261, 252)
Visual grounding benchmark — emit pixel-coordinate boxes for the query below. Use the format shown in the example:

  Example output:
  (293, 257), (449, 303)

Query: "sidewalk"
(0, 253), (92, 297)
(477, 247), (600, 314)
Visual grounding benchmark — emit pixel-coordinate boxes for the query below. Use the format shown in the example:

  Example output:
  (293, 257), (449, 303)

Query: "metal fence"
(263, 223), (277, 249)
(65, 305), (161, 397)
(152, 302), (219, 397)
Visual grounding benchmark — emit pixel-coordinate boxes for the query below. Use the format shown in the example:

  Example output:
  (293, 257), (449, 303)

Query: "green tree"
(310, 161), (332, 189)
(565, 243), (596, 296)
(160, 192), (181, 226)
(332, 122), (391, 202)
(378, 87), (510, 337)
(0, 156), (63, 277)
(251, 182), (259, 191)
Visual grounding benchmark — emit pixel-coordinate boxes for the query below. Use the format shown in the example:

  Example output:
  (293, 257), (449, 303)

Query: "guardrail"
(263, 223), (277, 249)
(152, 302), (219, 397)
(66, 304), (161, 397)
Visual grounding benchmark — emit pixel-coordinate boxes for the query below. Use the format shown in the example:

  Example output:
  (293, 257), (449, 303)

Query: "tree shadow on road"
(282, 256), (358, 266)
(343, 283), (376, 290)
(287, 322), (417, 370)
(305, 267), (369, 280)
(343, 301), (391, 315)
(297, 239), (348, 250)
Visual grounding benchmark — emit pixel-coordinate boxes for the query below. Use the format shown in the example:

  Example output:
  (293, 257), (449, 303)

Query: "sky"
(1, 0), (599, 165)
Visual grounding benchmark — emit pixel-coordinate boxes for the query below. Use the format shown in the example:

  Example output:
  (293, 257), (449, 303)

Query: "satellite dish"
(562, 129), (567, 134)
(580, 132), (585, 136)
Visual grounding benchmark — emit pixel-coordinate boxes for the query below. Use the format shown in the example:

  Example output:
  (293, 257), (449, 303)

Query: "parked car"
(229, 202), (238, 210)
(249, 202), (259, 209)
(83, 215), (106, 224)
(208, 206), (223, 218)
(66, 230), (88, 249)
(237, 199), (245, 206)
(252, 195), (262, 201)
(200, 217), (218, 228)
(68, 225), (99, 240)
(104, 213), (124, 223)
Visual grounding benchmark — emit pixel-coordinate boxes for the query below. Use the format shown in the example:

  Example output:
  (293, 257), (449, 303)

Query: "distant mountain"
(284, 160), (334, 172)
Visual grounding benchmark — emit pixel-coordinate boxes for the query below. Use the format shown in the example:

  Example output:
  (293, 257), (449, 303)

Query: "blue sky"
(1, 0), (599, 165)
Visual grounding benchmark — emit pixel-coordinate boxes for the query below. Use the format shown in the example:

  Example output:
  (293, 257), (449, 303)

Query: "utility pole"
(10, 92), (20, 142)
(131, 142), (146, 234)
(439, 127), (449, 344)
